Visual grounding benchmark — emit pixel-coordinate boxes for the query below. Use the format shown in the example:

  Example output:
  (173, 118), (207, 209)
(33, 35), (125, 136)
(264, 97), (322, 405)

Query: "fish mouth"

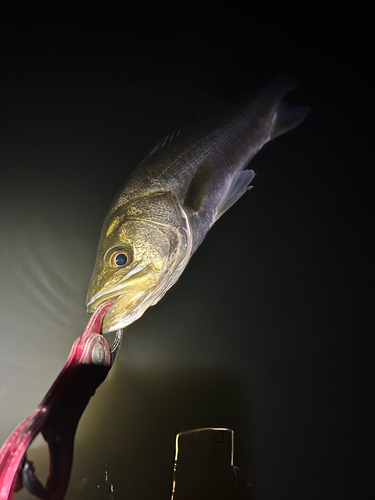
(86, 263), (159, 320)
(86, 263), (151, 313)
(87, 291), (120, 313)
(89, 282), (158, 333)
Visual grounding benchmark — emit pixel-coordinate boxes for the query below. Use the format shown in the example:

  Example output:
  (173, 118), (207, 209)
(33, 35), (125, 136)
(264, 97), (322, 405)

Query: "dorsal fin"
(184, 163), (214, 212)
(271, 101), (310, 139)
(148, 127), (186, 157)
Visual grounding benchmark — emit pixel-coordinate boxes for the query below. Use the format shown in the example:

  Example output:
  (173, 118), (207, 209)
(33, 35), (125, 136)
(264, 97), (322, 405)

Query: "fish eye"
(105, 247), (133, 269)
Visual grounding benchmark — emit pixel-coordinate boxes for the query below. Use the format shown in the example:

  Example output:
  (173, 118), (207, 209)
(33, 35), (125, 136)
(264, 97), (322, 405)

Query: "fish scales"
(87, 79), (309, 332)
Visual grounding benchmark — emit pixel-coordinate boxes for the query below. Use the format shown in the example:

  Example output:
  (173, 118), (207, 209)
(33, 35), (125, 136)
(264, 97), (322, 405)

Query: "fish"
(86, 78), (309, 333)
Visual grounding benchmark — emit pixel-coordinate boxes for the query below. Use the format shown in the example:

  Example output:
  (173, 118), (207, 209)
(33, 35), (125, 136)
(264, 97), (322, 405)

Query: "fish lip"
(87, 278), (135, 312)
(87, 292), (119, 313)
(87, 262), (155, 313)
(87, 263), (150, 312)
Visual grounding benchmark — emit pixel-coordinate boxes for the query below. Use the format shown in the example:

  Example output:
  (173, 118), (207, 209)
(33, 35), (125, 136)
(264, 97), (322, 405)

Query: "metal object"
(171, 428), (252, 500)
(109, 329), (123, 366)
(0, 302), (122, 500)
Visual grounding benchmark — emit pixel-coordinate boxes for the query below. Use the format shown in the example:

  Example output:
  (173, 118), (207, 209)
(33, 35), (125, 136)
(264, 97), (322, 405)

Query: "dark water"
(0, 8), (373, 500)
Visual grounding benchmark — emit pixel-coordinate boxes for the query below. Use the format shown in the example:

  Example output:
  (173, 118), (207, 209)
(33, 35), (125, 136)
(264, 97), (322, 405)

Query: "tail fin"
(271, 100), (310, 139)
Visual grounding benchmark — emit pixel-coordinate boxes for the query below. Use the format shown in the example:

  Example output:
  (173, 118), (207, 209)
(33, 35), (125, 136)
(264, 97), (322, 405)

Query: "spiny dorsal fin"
(215, 169), (255, 220)
(148, 127), (186, 157)
(184, 163), (214, 212)
(271, 101), (310, 139)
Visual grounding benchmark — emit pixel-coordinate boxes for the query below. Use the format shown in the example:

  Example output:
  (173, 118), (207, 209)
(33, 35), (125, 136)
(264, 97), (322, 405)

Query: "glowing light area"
(0, 44), (369, 500)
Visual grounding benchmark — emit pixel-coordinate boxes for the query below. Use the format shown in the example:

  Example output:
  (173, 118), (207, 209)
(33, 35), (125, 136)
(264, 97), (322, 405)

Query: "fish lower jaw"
(101, 302), (147, 332)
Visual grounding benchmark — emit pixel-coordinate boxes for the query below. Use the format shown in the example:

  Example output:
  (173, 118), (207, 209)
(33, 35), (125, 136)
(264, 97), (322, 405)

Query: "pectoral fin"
(184, 163), (214, 212)
(215, 169), (255, 220)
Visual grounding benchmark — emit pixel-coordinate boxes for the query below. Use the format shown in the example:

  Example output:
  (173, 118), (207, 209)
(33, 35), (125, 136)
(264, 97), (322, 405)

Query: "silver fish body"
(87, 79), (309, 332)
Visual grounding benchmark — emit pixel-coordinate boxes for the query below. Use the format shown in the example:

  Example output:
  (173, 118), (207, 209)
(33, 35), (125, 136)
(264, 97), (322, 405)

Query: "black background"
(0, 5), (373, 500)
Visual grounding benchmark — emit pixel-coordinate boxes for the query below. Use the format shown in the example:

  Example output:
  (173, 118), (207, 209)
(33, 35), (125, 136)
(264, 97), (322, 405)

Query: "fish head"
(86, 191), (191, 332)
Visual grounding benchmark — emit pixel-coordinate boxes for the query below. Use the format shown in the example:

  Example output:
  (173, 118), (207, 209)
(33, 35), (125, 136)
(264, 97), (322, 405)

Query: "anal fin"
(215, 169), (255, 220)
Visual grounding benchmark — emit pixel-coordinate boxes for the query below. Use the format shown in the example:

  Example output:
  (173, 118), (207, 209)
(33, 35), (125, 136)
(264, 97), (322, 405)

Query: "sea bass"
(87, 80), (309, 332)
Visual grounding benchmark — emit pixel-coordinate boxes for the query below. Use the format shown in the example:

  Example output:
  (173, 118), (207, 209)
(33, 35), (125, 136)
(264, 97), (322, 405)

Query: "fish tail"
(270, 100), (310, 139)
(264, 73), (310, 138)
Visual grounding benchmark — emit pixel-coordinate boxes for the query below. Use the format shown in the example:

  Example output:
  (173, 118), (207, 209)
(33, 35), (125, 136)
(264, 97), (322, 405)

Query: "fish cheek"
(120, 221), (173, 273)
(141, 227), (172, 273)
